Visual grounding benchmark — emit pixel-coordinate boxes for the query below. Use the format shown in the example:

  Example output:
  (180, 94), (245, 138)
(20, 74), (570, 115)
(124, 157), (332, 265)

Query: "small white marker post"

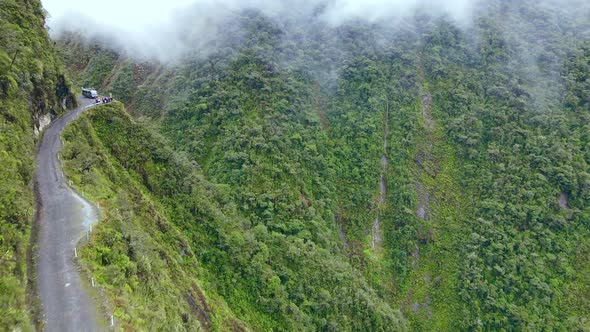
(74, 247), (77, 258)
(91, 278), (95, 287)
(111, 315), (114, 327)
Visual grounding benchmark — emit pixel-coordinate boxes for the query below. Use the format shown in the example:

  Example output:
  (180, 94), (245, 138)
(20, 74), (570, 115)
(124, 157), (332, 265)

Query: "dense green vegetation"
(418, 3), (590, 328)
(0, 0), (588, 330)
(56, 1), (590, 329)
(0, 0), (74, 329)
(62, 103), (405, 330)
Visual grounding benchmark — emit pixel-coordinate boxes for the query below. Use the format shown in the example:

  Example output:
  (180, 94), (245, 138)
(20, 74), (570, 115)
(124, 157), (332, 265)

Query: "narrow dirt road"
(35, 97), (102, 332)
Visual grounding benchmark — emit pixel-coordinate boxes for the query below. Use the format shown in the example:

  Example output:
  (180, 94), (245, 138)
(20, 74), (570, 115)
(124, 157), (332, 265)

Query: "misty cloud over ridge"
(42, 0), (476, 62)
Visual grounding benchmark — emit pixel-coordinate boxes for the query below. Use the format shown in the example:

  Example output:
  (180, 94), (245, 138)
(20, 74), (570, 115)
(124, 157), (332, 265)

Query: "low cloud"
(320, 0), (474, 24)
(42, 0), (476, 62)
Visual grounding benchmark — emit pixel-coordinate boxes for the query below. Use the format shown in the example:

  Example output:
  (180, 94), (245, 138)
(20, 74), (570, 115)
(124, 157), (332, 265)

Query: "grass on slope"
(62, 102), (244, 331)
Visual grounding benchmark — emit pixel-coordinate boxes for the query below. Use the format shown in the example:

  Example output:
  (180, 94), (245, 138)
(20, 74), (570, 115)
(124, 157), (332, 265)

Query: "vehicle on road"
(82, 88), (98, 98)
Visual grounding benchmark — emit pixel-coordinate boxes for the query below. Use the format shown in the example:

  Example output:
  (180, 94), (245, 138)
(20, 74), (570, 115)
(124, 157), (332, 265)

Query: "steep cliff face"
(0, 0), (75, 329)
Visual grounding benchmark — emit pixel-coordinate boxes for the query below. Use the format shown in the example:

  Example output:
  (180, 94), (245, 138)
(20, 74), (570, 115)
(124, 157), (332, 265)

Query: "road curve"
(35, 97), (102, 332)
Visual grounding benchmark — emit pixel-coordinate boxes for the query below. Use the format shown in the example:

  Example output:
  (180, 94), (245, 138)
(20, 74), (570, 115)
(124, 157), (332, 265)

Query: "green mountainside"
(58, 2), (590, 329)
(1, 0), (590, 330)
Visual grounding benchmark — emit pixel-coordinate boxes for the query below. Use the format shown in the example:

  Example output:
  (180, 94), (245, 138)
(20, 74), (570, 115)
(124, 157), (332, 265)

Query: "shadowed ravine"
(372, 101), (389, 250)
(35, 97), (103, 332)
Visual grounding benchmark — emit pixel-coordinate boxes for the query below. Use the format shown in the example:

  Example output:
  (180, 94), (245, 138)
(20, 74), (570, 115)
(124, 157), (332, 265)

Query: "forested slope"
(420, 3), (590, 327)
(0, 0), (75, 329)
(54, 0), (590, 330)
(62, 103), (405, 330)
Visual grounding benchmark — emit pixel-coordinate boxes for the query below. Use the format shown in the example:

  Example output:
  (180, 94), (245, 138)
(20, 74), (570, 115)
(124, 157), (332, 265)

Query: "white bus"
(82, 88), (98, 98)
